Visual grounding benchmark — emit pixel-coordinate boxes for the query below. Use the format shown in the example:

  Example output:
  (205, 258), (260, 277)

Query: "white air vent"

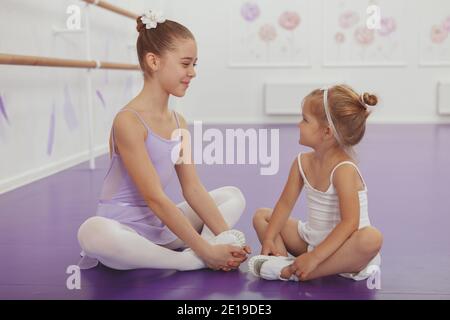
(264, 82), (325, 115)
(438, 81), (450, 115)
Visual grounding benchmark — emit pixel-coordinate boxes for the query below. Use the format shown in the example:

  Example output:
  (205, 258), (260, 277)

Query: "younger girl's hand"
(261, 239), (284, 256)
(289, 252), (320, 281)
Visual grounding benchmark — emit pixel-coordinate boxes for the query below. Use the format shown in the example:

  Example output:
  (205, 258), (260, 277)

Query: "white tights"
(77, 186), (246, 271)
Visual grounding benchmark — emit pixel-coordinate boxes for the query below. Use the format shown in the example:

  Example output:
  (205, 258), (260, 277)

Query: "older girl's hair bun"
(136, 16), (146, 33)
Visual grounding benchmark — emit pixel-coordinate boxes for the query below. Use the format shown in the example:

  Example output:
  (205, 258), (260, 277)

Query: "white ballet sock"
(183, 229), (246, 254)
(209, 229), (246, 247)
(78, 255), (99, 269)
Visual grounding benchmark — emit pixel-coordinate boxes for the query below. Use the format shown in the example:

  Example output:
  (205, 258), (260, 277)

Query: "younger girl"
(77, 11), (250, 272)
(249, 84), (383, 282)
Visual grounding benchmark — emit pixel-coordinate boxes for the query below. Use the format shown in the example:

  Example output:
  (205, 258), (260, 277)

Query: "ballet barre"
(0, 53), (139, 70)
(82, 0), (139, 20)
(0, 53), (140, 171)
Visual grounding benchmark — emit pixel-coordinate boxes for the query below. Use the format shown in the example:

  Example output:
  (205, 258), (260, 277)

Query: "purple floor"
(1, 124), (450, 300)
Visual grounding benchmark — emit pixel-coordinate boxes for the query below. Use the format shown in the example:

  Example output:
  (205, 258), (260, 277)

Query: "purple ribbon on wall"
(96, 89), (106, 108)
(0, 94), (10, 125)
(47, 102), (56, 156)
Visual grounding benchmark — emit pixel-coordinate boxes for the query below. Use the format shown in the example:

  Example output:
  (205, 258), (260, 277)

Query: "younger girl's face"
(158, 38), (198, 97)
(298, 97), (324, 147)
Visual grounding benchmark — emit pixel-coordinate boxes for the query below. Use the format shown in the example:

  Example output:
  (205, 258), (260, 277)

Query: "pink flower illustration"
(335, 32), (345, 44)
(378, 17), (397, 36)
(278, 11), (301, 31)
(241, 2), (260, 22)
(339, 11), (359, 29)
(442, 16), (450, 32)
(354, 27), (374, 46)
(430, 25), (448, 44)
(259, 24), (277, 42)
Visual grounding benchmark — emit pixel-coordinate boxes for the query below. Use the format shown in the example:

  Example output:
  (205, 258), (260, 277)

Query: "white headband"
(321, 86), (344, 146)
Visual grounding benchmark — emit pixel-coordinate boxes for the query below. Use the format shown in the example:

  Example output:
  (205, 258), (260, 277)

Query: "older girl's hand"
(202, 244), (248, 271)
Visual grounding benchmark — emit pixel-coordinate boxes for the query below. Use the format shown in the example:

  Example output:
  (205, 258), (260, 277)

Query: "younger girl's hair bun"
(361, 92), (378, 107)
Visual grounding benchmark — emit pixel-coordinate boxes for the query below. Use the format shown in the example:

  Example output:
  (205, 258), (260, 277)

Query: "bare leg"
(281, 226), (383, 281)
(252, 208), (308, 257)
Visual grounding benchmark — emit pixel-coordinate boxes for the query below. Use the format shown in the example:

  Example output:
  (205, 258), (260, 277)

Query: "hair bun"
(136, 16), (145, 33)
(362, 92), (378, 107)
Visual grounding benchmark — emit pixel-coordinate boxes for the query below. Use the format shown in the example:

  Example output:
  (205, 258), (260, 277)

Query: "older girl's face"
(157, 38), (198, 97)
(298, 98), (324, 147)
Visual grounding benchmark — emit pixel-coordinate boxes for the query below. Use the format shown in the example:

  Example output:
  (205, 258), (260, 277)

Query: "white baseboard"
(0, 144), (109, 195)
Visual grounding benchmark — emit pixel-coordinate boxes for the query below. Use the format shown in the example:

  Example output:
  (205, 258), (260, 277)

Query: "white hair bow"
(141, 10), (166, 29)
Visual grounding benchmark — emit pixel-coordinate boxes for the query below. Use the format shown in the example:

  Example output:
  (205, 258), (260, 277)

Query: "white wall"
(168, 0), (450, 124)
(1, 0), (449, 194)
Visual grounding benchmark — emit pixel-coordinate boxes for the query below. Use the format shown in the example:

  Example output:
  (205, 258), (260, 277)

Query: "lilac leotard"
(96, 108), (181, 245)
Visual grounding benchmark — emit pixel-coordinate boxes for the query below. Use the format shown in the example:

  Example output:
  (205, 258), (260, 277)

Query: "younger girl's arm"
(263, 157), (304, 245)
